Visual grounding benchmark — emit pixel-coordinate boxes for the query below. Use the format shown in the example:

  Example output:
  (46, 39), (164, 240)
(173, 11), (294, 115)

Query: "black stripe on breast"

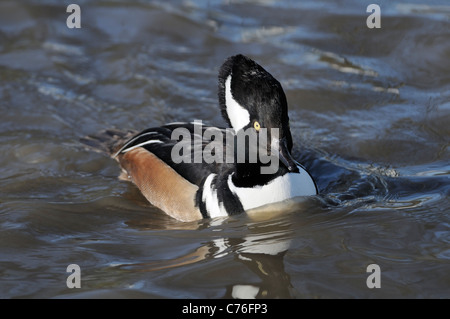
(214, 174), (245, 216)
(195, 173), (245, 218)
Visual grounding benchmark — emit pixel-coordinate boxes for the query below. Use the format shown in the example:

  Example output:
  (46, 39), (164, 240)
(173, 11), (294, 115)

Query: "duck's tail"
(80, 129), (136, 158)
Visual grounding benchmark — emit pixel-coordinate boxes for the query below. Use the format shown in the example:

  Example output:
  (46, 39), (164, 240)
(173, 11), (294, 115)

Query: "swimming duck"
(89, 54), (317, 221)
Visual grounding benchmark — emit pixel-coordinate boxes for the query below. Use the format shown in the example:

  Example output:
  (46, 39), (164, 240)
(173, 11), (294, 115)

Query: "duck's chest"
(227, 168), (317, 211)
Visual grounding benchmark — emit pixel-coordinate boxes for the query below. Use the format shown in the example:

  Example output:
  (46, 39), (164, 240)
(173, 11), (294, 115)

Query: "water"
(0, 0), (449, 298)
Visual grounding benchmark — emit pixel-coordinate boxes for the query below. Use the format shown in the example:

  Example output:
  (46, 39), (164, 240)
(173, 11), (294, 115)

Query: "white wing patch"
(225, 75), (250, 132)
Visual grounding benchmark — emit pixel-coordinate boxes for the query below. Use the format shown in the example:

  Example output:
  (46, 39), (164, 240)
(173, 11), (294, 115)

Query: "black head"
(218, 54), (298, 175)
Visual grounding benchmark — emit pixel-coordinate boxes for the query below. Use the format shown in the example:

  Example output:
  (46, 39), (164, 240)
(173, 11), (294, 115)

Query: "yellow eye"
(254, 121), (261, 131)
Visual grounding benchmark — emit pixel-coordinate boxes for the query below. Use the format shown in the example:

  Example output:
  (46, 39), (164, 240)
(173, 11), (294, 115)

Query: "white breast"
(227, 166), (317, 211)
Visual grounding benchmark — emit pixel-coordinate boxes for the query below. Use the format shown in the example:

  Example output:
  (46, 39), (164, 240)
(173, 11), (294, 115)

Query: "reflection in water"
(226, 252), (293, 299)
(114, 205), (300, 298)
(115, 245), (211, 273)
(222, 215), (294, 298)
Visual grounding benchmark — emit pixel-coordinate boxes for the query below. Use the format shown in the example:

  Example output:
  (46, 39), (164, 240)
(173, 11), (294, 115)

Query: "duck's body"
(90, 55), (317, 221)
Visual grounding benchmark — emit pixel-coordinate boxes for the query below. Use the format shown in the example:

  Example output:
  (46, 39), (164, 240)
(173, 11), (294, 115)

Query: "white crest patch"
(227, 166), (317, 211)
(225, 75), (250, 132)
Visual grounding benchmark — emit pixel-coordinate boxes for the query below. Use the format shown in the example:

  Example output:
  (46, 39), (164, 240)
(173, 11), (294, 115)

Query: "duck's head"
(218, 54), (299, 174)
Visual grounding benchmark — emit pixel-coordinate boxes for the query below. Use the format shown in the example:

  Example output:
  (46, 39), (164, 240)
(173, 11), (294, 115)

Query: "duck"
(86, 54), (317, 222)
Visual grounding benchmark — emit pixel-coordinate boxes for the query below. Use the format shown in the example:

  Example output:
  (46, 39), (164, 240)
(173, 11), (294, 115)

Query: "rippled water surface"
(0, 0), (449, 298)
